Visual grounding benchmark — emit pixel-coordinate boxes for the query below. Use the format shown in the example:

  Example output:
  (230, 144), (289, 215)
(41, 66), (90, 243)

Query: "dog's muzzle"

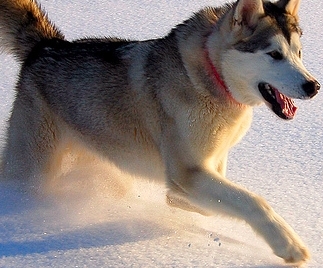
(259, 79), (320, 121)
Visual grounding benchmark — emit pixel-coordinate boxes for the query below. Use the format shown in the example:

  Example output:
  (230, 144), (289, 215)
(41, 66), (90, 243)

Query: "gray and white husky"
(0, 0), (320, 264)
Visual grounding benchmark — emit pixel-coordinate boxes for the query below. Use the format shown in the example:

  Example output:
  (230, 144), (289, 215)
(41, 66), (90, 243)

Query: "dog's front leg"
(216, 153), (228, 177)
(166, 166), (310, 264)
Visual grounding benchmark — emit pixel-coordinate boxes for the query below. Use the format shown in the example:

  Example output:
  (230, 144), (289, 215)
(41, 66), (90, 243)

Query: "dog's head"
(217, 0), (320, 120)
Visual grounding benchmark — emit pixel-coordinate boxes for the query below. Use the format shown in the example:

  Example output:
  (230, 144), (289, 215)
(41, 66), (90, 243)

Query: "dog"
(0, 0), (320, 264)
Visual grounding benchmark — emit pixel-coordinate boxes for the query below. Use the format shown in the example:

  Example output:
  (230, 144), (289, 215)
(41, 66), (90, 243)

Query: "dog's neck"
(205, 52), (227, 91)
(204, 49), (241, 105)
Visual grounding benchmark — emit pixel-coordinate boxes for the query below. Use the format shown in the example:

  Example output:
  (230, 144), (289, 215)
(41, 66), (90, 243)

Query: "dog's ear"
(277, 0), (301, 18)
(233, 0), (265, 29)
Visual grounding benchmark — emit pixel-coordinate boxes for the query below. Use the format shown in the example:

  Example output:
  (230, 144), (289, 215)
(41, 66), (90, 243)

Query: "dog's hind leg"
(1, 92), (61, 191)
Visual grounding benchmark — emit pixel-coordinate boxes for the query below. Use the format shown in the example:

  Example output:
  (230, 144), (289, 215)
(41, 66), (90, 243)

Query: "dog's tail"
(0, 0), (64, 62)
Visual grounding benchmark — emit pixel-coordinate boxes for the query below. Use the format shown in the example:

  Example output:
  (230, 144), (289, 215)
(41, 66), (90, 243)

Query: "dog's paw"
(253, 205), (310, 265)
(274, 241), (310, 265)
(266, 220), (311, 265)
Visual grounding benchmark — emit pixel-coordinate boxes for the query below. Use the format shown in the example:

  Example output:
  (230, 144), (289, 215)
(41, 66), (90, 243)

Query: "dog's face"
(219, 0), (320, 120)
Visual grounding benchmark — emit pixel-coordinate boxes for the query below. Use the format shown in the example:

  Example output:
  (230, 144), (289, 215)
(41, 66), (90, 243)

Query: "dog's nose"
(302, 80), (320, 98)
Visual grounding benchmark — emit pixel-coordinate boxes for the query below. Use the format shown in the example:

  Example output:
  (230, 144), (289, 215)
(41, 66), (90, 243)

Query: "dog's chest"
(186, 102), (253, 159)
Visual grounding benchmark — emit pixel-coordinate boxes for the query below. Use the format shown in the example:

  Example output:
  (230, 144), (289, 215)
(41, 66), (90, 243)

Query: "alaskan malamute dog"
(0, 0), (320, 264)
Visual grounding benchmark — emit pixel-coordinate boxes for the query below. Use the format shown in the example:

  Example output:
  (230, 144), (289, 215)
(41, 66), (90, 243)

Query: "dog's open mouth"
(258, 83), (297, 120)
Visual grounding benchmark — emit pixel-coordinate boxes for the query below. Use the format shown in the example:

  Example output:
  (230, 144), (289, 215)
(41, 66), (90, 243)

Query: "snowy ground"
(0, 0), (323, 267)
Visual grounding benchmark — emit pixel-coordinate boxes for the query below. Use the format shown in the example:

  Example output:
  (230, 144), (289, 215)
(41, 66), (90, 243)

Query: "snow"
(0, 0), (322, 267)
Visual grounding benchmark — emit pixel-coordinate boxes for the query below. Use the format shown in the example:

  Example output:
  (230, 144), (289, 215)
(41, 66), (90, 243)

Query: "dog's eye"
(267, 50), (283, 60)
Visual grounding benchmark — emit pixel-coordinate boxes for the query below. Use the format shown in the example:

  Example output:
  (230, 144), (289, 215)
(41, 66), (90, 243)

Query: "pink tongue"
(274, 89), (298, 119)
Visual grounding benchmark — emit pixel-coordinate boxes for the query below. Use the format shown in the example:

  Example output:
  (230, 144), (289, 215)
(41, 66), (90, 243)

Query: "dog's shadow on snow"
(0, 182), (290, 268)
(0, 219), (169, 257)
(0, 174), (169, 257)
(0, 178), (171, 257)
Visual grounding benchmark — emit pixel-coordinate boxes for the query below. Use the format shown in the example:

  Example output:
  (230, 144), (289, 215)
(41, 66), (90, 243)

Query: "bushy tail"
(0, 0), (64, 62)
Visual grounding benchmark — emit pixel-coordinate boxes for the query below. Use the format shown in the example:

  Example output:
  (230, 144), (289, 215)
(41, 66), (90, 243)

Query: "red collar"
(205, 50), (227, 91)
(204, 49), (240, 105)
